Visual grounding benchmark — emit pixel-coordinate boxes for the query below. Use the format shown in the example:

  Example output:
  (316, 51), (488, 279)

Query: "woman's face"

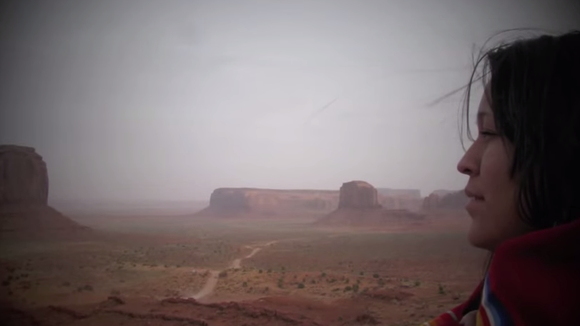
(457, 93), (531, 251)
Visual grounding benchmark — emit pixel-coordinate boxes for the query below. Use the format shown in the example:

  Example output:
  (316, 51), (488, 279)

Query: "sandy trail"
(191, 270), (219, 300)
(190, 240), (278, 300)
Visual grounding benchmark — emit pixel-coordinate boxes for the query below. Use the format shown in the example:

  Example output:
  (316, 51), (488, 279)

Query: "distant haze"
(1, 0), (579, 203)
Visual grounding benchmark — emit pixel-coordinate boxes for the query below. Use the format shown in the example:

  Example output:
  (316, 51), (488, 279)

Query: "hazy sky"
(1, 0), (579, 202)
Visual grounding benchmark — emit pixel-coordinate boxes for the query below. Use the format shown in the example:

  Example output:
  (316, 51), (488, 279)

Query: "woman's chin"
(467, 223), (493, 250)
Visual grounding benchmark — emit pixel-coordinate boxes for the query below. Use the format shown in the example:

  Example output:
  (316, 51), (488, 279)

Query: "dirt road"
(191, 240), (278, 300)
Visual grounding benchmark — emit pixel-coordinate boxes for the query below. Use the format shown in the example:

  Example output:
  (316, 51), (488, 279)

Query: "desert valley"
(0, 145), (484, 326)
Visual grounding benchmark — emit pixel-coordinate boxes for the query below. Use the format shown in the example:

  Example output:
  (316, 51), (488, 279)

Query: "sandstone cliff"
(376, 188), (422, 211)
(338, 181), (381, 209)
(0, 145), (49, 206)
(422, 190), (468, 210)
(196, 188), (339, 218)
(0, 145), (86, 235)
(314, 181), (426, 228)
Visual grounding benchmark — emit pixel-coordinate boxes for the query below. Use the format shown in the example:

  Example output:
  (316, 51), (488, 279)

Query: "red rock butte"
(0, 145), (87, 235)
(315, 180), (426, 228)
(0, 145), (49, 206)
(338, 180), (382, 209)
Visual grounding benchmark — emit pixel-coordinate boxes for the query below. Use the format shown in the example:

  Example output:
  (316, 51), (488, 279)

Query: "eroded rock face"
(376, 188), (422, 210)
(422, 190), (468, 209)
(0, 145), (89, 236)
(338, 181), (381, 209)
(0, 145), (49, 206)
(200, 188), (339, 217)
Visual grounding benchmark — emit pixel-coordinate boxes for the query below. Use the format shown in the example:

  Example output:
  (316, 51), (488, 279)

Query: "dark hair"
(463, 30), (580, 230)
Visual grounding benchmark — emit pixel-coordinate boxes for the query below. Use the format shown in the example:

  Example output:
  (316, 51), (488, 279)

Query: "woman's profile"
(422, 30), (580, 326)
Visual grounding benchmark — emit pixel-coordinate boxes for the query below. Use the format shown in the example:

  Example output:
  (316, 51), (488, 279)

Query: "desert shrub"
(83, 285), (94, 291)
(355, 313), (379, 325)
(219, 271), (228, 278)
(373, 273), (379, 278)
(438, 283), (446, 295)
(297, 283), (305, 289)
(414, 280), (421, 287)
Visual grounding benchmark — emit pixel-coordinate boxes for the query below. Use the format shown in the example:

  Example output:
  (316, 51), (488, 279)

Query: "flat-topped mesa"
(0, 145), (49, 207)
(422, 190), (469, 210)
(199, 187), (340, 217)
(338, 181), (381, 209)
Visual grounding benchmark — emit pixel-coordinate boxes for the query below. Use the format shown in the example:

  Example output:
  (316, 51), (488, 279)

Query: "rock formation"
(196, 188), (339, 218)
(314, 181), (426, 228)
(422, 190), (469, 210)
(0, 145), (49, 206)
(376, 188), (422, 210)
(338, 181), (381, 209)
(314, 208), (425, 228)
(0, 145), (86, 234)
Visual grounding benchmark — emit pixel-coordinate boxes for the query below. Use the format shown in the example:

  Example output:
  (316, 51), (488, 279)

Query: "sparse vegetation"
(0, 209), (481, 326)
(438, 283), (446, 295)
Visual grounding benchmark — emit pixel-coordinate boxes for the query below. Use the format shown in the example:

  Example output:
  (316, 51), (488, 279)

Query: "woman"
(422, 30), (580, 326)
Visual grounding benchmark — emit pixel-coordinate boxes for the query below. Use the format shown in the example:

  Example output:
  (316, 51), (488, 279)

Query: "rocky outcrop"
(0, 145), (86, 235)
(314, 181), (427, 229)
(338, 181), (381, 209)
(376, 188), (422, 210)
(0, 145), (49, 206)
(376, 188), (421, 198)
(197, 188), (339, 218)
(422, 190), (468, 210)
(314, 208), (425, 228)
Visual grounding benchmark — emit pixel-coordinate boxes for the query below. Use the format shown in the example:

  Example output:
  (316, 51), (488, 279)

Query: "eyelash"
(479, 131), (496, 138)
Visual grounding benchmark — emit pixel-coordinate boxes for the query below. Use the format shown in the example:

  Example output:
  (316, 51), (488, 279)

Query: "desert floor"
(0, 211), (485, 326)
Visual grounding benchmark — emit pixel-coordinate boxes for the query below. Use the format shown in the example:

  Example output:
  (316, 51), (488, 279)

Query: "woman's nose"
(457, 146), (478, 176)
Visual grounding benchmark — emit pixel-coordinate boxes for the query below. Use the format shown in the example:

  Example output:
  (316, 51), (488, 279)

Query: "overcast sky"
(1, 0), (579, 202)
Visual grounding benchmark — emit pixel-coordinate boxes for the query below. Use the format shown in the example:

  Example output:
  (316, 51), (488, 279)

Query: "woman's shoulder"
(485, 218), (580, 325)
